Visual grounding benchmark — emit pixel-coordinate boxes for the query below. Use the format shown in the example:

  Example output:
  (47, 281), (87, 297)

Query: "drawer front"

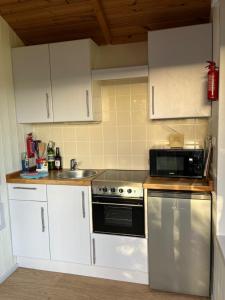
(8, 184), (47, 201)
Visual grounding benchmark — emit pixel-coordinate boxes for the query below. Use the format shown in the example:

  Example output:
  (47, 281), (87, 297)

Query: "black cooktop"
(93, 170), (148, 184)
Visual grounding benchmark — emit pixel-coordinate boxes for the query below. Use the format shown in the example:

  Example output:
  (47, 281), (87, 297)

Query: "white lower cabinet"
(8, 182), (148, 283)
(9, 200), (50, 259)
(92, 233), (148, 272)
(47, 185), (91, 265)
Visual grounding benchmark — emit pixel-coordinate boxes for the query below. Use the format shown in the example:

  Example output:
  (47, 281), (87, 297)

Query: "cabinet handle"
(41, 207), (45, 232)
(46, 93), (50, 119)
(81, 191), (85, 218)
(92, 202), (143, 207)
(13, 187), (37, 190)
(86, 90), (90, 117)
(151, 86), (155, 115)
(92, 238), (96, 264)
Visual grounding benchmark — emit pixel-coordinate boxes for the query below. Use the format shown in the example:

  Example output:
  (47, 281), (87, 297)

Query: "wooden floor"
(0, 268), (209, 300)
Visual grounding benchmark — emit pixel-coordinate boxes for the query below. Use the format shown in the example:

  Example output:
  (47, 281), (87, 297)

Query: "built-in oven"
(92, 194), (145, 238)
(91, 170), (147, 238)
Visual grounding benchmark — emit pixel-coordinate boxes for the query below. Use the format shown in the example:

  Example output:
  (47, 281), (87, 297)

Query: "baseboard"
(0, 264), (18, 284)
(17, 257), (148, 284)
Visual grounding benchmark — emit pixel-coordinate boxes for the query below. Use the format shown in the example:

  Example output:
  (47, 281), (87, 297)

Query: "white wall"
(94, 42), (148, 69)
(213, 239), (225, 300)
(0, 16), (31, 281)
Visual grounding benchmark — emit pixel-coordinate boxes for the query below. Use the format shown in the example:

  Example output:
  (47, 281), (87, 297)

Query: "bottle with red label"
(206, 61), (219, 101)
(47, 141), (55, 170)
(54, 147), (62, 170)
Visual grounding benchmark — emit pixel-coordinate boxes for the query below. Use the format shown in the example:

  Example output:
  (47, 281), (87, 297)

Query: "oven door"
(92, 196), (145, 237)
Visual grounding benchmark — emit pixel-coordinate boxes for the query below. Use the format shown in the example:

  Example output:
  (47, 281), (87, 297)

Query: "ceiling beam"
(90, 0), (112, 44)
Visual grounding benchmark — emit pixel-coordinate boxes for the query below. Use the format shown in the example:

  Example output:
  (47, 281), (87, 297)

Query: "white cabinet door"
(148, 24), (212, 119)
(12, 44), (53, 123)
(92, 234), (148, 272)
(9, 200), (50, 259)
(50, 40), (93, 122)
(47, 185), (91, 264)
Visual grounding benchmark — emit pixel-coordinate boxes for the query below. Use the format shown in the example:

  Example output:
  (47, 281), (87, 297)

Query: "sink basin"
(57, 169), (97, 179)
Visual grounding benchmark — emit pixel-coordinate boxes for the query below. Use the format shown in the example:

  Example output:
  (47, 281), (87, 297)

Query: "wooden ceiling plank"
(102, 0), (210, 10)
(107, 9), (210, 28)
(8, 14), (97, 28)
(3, 4), (94, 22)
(90, 0), (111, 44)
(0, 0), (92, 15)
(16, 22), (100, 35)
(102, 0), (210, 21)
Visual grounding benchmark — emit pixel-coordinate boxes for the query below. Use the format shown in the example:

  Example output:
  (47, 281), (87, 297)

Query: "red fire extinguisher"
(206, 61), (219, 101)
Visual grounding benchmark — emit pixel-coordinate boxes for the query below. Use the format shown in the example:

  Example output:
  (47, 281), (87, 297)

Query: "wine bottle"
(47, 141), (55, 170)
(55, 147), (62, 170)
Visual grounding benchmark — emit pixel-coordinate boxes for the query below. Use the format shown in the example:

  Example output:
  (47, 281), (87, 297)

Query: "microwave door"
(157, 156), (184, 177)
(151, 151), (185, 177)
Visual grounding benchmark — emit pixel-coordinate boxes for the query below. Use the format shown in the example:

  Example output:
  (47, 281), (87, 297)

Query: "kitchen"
(0, 0), (224, 299)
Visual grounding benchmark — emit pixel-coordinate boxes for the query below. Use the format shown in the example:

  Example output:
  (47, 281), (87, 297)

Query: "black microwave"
(149, 148), (204, 178)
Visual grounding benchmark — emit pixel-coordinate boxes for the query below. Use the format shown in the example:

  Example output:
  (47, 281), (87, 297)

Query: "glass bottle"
(55, 147), (62, 170)
(47, 141), (55, 170)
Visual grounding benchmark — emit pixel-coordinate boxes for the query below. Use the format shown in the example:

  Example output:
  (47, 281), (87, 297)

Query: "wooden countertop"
(6, 170), (104, 186)
(143, 176), (213, 192)
(6, 170), (213, 192)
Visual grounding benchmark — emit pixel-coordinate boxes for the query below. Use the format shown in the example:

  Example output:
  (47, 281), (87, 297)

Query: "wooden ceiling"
(0, 0), (211, 45)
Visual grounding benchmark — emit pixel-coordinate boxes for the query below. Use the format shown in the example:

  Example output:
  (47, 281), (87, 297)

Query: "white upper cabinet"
(12, 44), (53, 123)
(12, 39), (101, 123)
(50, 39), (101, 122)
(148, 24), (212, 119)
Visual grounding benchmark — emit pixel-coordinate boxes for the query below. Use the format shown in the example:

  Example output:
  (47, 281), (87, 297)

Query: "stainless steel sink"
(57, 169), (97, 179)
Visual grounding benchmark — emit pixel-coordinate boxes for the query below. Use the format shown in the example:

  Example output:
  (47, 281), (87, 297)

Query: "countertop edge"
(143, 177), (213, 192)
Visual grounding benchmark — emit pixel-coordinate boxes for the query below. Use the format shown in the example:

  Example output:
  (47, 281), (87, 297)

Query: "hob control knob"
(103, 187), (107, 192)
(127, 189), (132, 193)
(111, 188), (116, 193)
(119, 188), (123, 193)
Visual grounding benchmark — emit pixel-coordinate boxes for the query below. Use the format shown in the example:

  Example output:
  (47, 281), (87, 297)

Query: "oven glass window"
(104, 206), (132, 228)
(157, 157), (184, 171)
(92, 198), (145, 237)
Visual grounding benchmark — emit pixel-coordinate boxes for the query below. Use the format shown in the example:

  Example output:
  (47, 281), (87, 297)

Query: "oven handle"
(92, 201), (143, 207)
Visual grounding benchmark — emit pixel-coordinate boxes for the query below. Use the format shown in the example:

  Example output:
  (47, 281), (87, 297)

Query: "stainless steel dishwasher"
(148, 190), (211, 297)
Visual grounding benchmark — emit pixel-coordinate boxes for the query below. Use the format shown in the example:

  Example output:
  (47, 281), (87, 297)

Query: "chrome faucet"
(70, 159), (78, 171)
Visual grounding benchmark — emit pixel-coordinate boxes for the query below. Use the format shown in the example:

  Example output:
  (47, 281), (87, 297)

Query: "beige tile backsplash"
(33, 78), (209, 170)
